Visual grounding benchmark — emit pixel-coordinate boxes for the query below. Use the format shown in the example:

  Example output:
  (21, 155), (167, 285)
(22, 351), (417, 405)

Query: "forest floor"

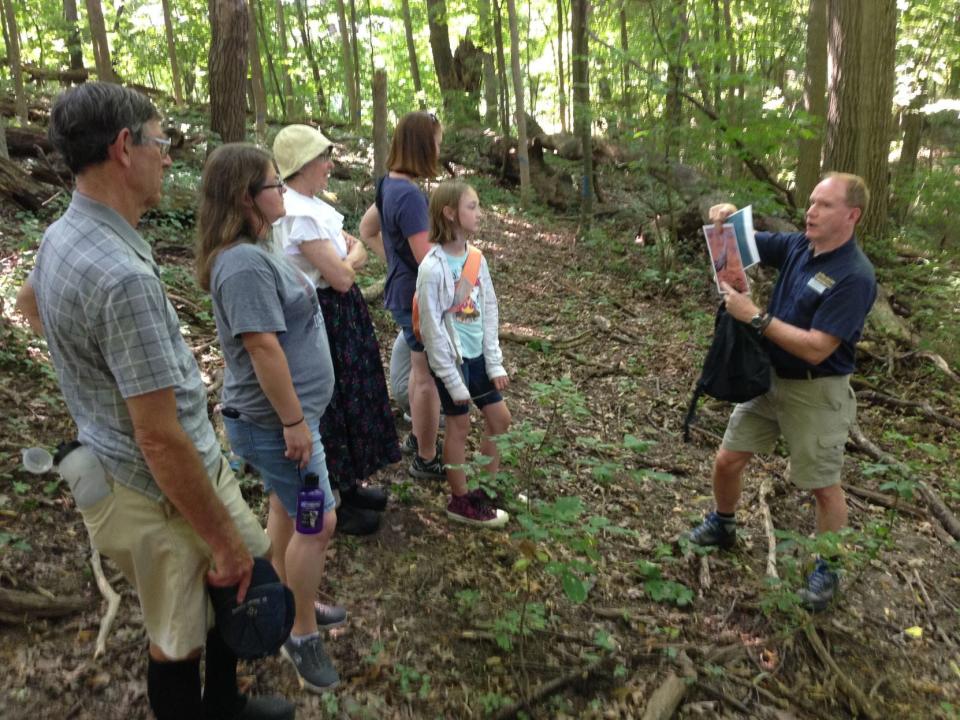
(0, 172), (958, 720)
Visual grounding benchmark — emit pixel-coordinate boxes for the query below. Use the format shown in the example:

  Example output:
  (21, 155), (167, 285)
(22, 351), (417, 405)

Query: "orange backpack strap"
(413, 246), (484, 343)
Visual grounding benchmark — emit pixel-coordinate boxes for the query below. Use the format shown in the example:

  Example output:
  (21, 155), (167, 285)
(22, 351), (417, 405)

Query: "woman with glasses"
(359, 111), (445, 481)
(271, 125), (397, 536)
(195, 143), (341, 694)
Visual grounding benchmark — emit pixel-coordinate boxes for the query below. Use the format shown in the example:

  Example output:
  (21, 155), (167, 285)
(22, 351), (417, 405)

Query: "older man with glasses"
(16, 84), (293, 720)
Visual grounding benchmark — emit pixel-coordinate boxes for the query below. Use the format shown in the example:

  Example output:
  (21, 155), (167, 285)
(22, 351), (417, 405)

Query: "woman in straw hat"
(272, 125), (398, 536)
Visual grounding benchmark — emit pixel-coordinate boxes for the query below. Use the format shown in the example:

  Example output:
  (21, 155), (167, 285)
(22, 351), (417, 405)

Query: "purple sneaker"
(446, 494), (509, 528)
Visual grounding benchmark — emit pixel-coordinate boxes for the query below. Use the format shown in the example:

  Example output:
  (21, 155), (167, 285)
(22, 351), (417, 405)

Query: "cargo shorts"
(721, 373), (856, 490)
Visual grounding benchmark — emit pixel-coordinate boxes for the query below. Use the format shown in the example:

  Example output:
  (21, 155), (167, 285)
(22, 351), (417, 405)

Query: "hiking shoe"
(280, 635), (339, 693)
(314, 602), (347, 628)
(401, 433), (443, 458)
(341, 484), (388, 511)
(446, 494), (509, 528)
(686, 512), (736, 549)
(401, 433), (418, 456)
(335, 504), (380, 535)
(408, 453), (445, 480)
(231, 694), (296, 720)
(797, 558), (839, 613)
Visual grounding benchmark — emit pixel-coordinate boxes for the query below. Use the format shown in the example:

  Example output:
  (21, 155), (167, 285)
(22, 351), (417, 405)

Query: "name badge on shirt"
(807, 272), (835, 295)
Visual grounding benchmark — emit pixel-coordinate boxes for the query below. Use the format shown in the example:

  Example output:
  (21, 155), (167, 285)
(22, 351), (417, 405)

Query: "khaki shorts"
(721, 373), (856, 490)
(79, 458), (269, 659)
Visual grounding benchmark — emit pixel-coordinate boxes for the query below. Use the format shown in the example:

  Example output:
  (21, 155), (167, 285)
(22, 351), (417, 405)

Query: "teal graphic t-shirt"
(443, 248), (483, 359)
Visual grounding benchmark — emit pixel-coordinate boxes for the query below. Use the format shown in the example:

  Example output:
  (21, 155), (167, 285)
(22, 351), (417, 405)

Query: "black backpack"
(683, 304), (771, 441)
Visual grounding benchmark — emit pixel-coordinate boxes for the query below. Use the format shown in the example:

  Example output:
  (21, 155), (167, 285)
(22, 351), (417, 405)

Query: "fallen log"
(848, 424), (960, 543)
(857, 390), (960, 431)
(0, 586), (88, 620)
(642, 672), (688, 720)
(803, 624), (880, 720)
(0, 154), (53, 210)
(5, 125), (54, 157)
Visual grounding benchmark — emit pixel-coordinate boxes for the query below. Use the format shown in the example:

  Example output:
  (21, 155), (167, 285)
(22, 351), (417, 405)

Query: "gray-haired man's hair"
(49, 83), (159, 175)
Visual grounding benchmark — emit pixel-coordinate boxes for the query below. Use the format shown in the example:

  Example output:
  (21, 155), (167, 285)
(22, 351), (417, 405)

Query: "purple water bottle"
(296, 472), (324, 534)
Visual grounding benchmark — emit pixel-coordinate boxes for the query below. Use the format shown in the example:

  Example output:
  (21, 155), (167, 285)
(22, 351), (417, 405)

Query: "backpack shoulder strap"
(462, 245), (483, 285)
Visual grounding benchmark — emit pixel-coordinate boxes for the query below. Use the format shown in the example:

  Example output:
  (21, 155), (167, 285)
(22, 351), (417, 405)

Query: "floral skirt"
(317, 284), (400, 490)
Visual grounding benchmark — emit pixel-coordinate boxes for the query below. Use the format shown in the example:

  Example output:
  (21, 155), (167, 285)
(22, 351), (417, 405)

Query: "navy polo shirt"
(758, 231), (876, 376)
(381, 177), (429, 312)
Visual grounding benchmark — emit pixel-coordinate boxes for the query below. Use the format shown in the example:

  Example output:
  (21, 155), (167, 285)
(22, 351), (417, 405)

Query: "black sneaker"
(314, 601), (347, 628)
(231, 694), (296, 720)
(335, 504), (380, 535)
(408, 453), (445, 480)
(341, 484), (388, 511)
(686, 511), (736, 549)
(797, 558), (839, 613)
(281, 635), (339, 693)
(401, 434), (443, 458)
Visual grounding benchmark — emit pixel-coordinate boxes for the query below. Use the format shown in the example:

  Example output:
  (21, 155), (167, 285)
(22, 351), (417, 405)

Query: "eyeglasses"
(257, 179), (286, 194)
(144, 135), (172, 158)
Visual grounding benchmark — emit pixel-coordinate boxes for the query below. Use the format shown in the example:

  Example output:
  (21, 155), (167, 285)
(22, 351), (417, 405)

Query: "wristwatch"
(750, 312), (772, 334)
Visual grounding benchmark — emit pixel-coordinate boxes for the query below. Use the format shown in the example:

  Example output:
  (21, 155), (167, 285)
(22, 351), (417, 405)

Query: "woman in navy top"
(360, 111), (445, 480)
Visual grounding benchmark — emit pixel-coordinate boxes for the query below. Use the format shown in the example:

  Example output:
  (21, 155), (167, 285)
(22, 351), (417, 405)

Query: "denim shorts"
(391, 308), (425, 352)
(432, 355), (503, 416)
(224, 416), (336, 517)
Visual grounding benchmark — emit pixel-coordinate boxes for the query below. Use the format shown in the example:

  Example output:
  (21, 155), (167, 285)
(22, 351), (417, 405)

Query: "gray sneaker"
(281, 635), (339, 692)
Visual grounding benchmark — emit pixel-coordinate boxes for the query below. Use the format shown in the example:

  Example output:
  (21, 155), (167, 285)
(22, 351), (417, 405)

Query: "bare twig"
(803, 624), (880, 720)
(91, 549), (121, 659)
(758, 477), (778, 580)
(490, 658), (607, 720)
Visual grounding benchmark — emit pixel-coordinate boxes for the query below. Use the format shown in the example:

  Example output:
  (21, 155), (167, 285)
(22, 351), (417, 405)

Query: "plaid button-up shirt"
(32, 192), (220, 500)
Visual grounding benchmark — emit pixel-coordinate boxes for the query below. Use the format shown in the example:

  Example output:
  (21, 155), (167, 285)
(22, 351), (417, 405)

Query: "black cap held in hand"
(208, 557), (295, 660)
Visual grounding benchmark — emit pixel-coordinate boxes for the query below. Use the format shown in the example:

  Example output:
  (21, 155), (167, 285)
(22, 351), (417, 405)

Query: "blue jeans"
(224, 416), (336, 517)
(390, 308), (425, 352)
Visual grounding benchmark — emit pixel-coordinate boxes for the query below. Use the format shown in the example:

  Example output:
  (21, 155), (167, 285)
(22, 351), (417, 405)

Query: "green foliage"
(635, 557), (693, 607)
(393, 663), (431, 700)
(491, 602), (546, 651)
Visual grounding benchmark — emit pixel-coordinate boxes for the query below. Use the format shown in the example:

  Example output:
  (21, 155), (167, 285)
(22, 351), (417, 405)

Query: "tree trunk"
(426, 0), (461, 116)
(893, 88), (926, 219)
(293, 0), (325, 116)
(160, 0), (185, 104)
(335, 0), (359, 128)
(274, 0), (294, 120)
(571, 0), (591, 236)
(618, 5), (629, 132)
(796, 0), (827, 205)
(824, 0), (897, 243)
(253, 0), (282, 116)
(373, 69), (389, 179)
(84, 0), (114, 83)
(556, 0), (567, 133)
(505, 0), (530, 206)
(493, 0), (509, 136)
(63, 0), (85, 72)
(664, 0), (687, 140)
(478, 0), (499, 127)
(208, 0), (249, 144)
(0, 0), (26, 123)
(400, 0), (425, 109)
(348, 0), (361, 119)
(247, 0), (267, 141)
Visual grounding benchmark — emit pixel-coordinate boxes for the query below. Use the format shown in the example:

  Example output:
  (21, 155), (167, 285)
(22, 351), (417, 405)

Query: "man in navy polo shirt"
(687, 173), (876, 612)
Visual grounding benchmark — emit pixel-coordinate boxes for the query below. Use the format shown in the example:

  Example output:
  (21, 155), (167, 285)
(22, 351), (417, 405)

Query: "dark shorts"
(432, 355), (503, 416)
(390, 309), (424, 352)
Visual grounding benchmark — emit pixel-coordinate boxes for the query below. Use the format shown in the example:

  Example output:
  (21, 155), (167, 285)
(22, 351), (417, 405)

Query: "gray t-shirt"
(211, 240), (334, 426)
(32, 192), (221, 501)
